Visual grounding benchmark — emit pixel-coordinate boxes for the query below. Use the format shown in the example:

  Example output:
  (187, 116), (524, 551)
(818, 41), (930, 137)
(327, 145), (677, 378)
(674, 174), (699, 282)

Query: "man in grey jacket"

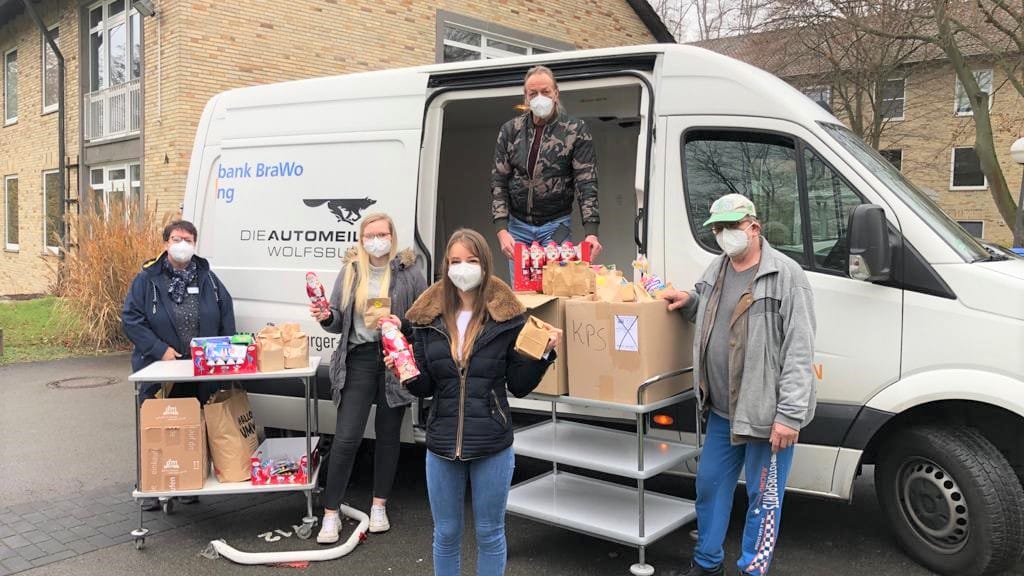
(660, 194), (816, 576)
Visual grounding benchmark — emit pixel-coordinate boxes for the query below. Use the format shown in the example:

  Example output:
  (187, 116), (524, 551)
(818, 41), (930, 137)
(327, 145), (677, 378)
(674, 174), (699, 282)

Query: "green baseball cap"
(703, 193), (757, 226)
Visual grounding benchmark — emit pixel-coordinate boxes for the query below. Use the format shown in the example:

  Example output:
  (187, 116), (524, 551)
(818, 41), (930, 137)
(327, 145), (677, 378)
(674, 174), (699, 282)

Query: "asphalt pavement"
(1, 354), (1021, 576)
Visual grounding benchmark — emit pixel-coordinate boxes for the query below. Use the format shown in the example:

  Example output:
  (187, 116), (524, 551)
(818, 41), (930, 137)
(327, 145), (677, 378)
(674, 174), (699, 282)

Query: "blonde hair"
(441, 228), (493, 363)
(340, 213), (397, 314)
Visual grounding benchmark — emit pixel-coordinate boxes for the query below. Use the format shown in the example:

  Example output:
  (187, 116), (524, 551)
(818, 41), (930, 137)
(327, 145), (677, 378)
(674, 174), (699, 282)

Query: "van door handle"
(634, 208), (645, 254)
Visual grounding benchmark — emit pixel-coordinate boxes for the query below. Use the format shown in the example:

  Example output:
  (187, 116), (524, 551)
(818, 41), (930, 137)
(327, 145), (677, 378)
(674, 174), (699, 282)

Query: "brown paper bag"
(543, 262), (595, 297)
(256, 325), (285, 372)
(280, 322), (301, 342)
(364, 297), (392, 330)
(283, 331), (309, 369)
(205, 388), (259, 483)
(515, 316), (551, 360)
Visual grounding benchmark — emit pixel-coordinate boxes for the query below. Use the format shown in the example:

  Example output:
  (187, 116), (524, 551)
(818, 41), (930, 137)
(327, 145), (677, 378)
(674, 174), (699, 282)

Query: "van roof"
(203, 43), (835, 139)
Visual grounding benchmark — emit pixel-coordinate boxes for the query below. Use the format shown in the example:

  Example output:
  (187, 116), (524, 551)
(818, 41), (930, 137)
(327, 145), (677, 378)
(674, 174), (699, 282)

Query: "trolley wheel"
(296, 523), (314, 540)
(161, 498), (174, 515)
(134, 536), (145, 550)
(630, 563), (655, 576)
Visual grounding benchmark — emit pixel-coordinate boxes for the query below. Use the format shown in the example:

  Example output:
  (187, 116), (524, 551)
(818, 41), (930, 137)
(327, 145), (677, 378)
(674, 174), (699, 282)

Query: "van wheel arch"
(861, 400), (1024, 486)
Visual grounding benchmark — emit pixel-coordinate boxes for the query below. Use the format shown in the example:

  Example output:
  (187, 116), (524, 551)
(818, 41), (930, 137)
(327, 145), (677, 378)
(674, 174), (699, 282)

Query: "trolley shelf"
(132, 462), (321, 499)
(507, 471), (697, 547)
(528, 389), (695, 415)
(514, 421), (700, 479)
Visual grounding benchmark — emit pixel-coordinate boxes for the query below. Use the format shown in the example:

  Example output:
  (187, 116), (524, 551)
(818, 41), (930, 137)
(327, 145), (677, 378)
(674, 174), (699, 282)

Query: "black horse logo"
(303, 197), (377, 224)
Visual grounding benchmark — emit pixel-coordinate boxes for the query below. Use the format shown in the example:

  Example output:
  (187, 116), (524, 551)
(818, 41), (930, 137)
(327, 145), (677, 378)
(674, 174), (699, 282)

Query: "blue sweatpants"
(694, 412), (795, 576)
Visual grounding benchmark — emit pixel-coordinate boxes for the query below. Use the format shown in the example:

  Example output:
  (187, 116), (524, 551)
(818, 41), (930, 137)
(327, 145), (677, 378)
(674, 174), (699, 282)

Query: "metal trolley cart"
(127, 357), (322, 549)
(507, 368), (702, 576)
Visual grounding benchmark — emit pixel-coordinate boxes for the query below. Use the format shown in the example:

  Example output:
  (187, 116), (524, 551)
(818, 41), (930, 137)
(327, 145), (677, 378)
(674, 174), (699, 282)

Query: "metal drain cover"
(47, 376), (119, 390)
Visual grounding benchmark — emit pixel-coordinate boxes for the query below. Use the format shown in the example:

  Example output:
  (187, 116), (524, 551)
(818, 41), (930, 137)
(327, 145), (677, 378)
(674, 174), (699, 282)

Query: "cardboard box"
(565, 298), (693, 404)
(251, 436), (321, 486)
(139, 399), (208, 492)
(516, 294), (568, 396)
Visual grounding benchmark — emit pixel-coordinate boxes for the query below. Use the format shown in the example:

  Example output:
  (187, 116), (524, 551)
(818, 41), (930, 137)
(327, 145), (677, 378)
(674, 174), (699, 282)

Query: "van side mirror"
(847, 204), (891, 282)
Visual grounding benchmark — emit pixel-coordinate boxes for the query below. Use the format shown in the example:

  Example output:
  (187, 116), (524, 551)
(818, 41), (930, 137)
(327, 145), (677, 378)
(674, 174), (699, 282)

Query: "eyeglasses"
(710, 221), (750, 234)
(169, 236), (195, 244)
(363, 233), (392, 241)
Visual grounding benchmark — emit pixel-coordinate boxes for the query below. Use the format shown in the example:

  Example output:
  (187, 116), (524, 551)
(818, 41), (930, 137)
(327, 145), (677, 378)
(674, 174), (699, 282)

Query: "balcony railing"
(84, 79), (141, 142)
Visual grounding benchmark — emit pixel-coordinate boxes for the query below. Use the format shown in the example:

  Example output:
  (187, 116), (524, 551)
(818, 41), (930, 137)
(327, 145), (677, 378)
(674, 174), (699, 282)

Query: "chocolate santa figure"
(305, 272), (329, 314)
(545, 242), (561, 265)
(520, 244), (532, 282)
(381, 319), (420, 382)
(560, 241), (579, 263)
(529, 242), (546, 280)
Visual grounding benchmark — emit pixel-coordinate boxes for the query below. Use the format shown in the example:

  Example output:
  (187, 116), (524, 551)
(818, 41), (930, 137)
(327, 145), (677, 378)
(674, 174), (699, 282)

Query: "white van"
(183, 44), (1024, 576)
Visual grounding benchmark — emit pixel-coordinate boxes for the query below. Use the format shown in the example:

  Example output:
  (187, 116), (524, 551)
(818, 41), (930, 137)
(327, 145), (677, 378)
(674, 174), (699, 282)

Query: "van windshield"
(820, 122), (990, 262)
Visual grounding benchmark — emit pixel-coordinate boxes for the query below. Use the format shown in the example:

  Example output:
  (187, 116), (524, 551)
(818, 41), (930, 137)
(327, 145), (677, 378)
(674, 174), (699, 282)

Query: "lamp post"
(1011, 138), (1024, 249)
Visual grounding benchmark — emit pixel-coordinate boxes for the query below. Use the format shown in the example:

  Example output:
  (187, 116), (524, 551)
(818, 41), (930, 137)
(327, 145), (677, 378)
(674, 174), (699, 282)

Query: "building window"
(957, 220), (983, 238)
(4, 175), (18, 250)
(955, 69), (993, 116)
(41, 26), (60, 113)
(879, 149), (903, 171)
(43, 171), (62, 252)
(802, 86), (832, 112)
(442, 23), (554, 62)
(85, 0), (142, 141)
(950, 147), (987, 190)
(4, 48), (16, 125)
(879, 78), (905, 120)
(89, 162), (141, 220)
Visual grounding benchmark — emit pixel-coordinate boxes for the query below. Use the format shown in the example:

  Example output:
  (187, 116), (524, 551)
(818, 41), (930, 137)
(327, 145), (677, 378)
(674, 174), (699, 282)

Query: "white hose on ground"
(208, 504), (370, 565)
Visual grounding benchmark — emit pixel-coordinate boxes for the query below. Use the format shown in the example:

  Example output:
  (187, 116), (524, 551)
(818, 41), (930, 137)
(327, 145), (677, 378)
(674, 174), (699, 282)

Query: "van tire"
(876, 425), (1024, 576)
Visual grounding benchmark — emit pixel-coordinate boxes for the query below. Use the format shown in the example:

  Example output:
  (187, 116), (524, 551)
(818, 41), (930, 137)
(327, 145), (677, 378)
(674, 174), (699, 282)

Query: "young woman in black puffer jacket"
(394, 228), (559, 576)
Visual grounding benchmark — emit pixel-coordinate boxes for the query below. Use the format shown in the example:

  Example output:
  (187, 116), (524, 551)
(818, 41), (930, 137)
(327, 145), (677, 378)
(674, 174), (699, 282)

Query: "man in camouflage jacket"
(491, 66), (603, 262)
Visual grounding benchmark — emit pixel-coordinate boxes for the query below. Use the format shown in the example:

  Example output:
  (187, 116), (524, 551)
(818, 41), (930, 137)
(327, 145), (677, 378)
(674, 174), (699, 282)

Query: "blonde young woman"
(309, 213), (427, 543)
(399, 228), (560, 576)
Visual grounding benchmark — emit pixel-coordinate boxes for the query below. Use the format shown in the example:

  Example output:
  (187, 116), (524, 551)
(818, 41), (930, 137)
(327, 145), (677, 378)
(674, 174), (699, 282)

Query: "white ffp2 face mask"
(448, 263), (483, 292)
(168, 241), (195, 264)
(529, 95), (555, 119)
(715, 227), (750, 258)
(363, 237), (392, 258)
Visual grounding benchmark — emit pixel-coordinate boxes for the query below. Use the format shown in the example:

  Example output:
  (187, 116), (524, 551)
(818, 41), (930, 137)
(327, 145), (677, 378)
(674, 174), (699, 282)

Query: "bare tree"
(648, 0), (692, 41)
(762, 2), (928, 149)
(649, 0), (770, 40)
(831, 0), (1021, 244)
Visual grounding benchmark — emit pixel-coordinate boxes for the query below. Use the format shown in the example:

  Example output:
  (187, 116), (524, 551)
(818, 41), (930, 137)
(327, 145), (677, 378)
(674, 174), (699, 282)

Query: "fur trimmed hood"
(342, 246), (418, 271)
(406, 277), (525, 326)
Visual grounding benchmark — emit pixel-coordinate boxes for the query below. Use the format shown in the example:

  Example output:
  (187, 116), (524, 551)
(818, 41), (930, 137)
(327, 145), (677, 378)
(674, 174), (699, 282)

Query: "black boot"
(675, 562), (725, 576)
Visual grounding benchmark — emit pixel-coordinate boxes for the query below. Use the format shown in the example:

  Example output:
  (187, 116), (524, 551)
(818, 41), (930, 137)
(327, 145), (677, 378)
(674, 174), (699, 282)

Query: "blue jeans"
(506, 215), (573, 279)
(694, 412), (795, 576)
(426, 447), (515, 576)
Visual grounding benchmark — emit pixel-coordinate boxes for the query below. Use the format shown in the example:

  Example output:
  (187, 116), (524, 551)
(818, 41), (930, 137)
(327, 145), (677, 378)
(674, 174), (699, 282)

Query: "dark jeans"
(323, 342), (407, 510)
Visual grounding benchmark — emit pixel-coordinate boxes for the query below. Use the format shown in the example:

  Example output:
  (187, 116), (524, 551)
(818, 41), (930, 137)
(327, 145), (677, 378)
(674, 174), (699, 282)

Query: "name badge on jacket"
(187, 287), (200, 294)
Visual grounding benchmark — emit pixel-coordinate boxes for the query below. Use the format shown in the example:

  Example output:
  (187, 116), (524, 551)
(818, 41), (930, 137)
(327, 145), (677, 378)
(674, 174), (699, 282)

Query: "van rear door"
(184, 69), (428, 416)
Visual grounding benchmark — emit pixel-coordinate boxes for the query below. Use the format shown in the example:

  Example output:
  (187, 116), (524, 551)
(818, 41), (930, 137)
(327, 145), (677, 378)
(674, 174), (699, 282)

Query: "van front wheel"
(876, 426), (1024, 576)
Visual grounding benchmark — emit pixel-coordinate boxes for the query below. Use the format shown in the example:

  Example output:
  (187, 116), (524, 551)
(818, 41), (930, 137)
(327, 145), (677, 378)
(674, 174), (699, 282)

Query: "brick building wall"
(0, 0), (79, 295)
(145, 0), (655, 224)
(877, 59), (1023, 245)
(0, 0), (656, 295)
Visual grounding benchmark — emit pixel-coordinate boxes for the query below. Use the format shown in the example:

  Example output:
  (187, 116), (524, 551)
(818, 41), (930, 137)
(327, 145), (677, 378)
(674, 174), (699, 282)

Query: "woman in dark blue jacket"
(399, 228), (559, 576)
(121, 220), (234, 508)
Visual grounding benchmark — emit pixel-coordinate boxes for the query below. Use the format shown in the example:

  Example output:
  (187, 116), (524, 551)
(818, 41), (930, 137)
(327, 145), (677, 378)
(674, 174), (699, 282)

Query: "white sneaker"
(317, 512), (341, 544)
(369, 505), (390, 533)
